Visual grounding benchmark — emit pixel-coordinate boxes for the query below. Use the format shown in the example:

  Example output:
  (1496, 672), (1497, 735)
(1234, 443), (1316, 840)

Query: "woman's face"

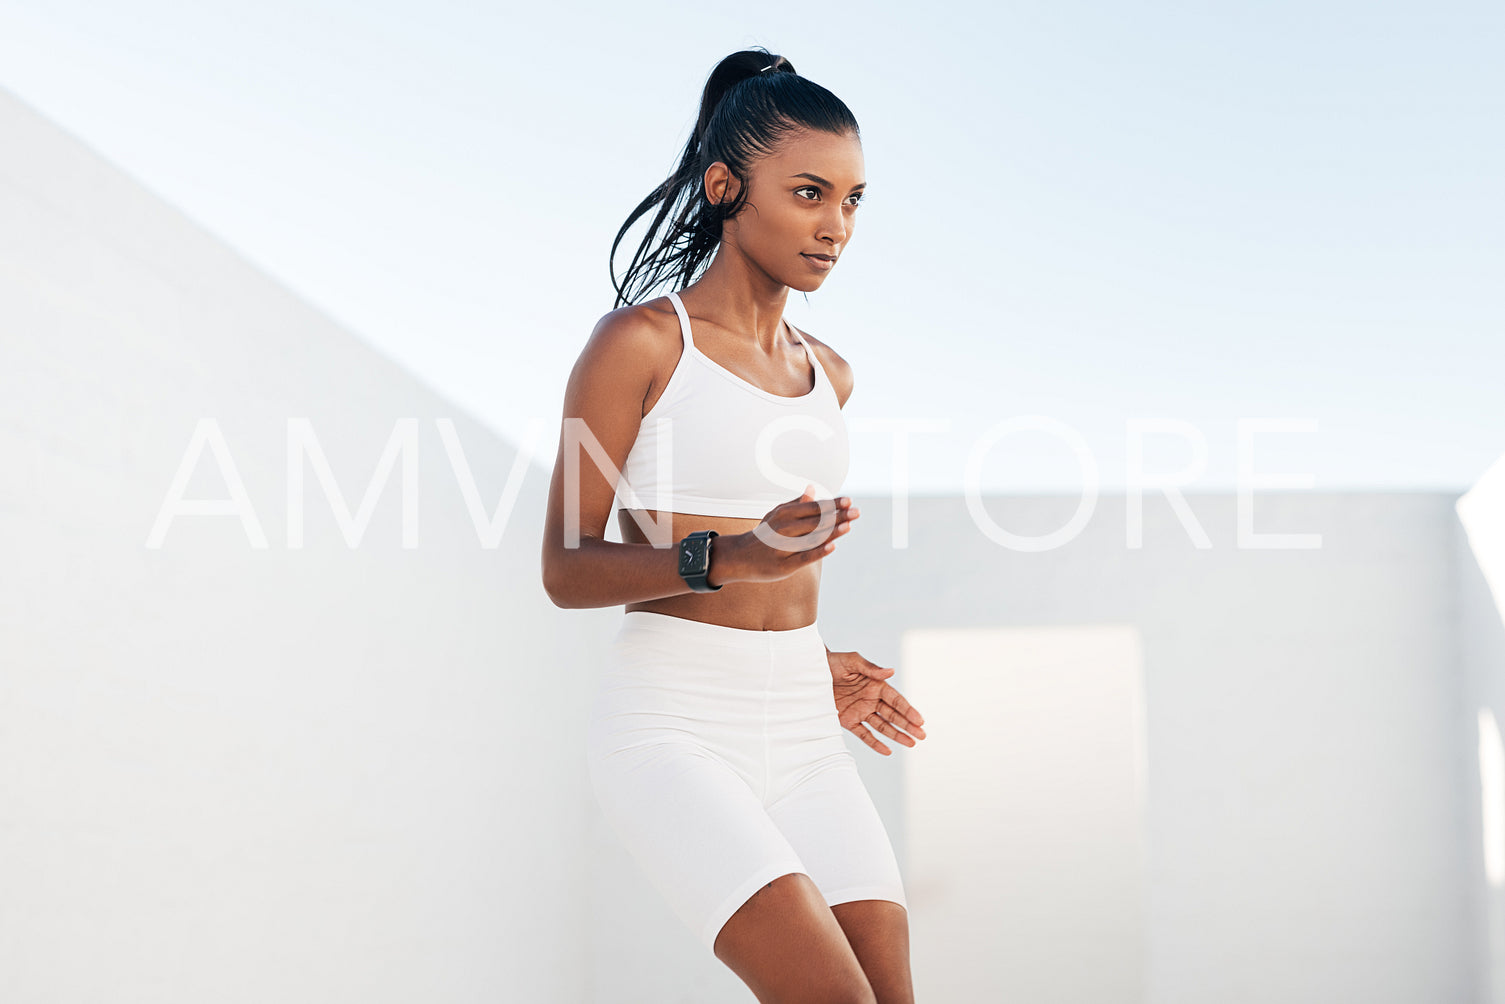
(712, 127), (866, 292)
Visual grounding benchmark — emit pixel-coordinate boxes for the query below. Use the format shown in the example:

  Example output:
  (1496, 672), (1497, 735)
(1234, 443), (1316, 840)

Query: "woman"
(541, 48), (927, 1004)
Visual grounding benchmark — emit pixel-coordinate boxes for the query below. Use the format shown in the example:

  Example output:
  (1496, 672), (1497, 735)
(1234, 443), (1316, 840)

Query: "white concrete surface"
(1459, 454), (1505, 1004)
(0, 85), (615, 1003)
(901, 624), (1148, 1002)
(820, 492), (1479, 1004)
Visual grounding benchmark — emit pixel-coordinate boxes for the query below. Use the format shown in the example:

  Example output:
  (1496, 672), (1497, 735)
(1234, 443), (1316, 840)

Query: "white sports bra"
(615, 290), (850, 519)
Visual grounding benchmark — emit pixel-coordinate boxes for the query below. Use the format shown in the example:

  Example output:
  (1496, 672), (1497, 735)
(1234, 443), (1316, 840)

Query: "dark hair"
(608, 48), (861, 308)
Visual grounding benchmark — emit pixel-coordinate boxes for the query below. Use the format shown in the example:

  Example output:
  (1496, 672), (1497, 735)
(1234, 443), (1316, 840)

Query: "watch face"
(679, 538), (709, 575)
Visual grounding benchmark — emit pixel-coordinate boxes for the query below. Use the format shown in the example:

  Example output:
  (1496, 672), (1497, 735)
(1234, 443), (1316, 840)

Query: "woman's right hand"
(717, 484), (860, 585)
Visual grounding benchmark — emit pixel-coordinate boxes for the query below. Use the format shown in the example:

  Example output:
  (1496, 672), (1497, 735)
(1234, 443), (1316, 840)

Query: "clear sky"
(2, 0), (1499, 496)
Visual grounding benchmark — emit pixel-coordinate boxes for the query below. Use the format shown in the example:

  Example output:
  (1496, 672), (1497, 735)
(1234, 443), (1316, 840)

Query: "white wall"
(0, 85), (616, 1003)
(1459, 456), (1505, 1004)
(819, 491), (1478, 1004)
(901, 623), (1149, 1002)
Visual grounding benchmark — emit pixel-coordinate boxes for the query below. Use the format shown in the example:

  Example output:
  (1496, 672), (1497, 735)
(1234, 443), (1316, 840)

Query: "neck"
(683, 244), (793, 352)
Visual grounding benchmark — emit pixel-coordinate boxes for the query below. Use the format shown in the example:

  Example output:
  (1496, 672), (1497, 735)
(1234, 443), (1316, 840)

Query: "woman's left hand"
(827, 648), (927, 756)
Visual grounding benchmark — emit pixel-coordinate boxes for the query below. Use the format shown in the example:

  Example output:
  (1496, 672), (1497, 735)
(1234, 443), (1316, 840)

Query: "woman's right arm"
(539, 307), (856, 610)
(539, 306), (686, 609)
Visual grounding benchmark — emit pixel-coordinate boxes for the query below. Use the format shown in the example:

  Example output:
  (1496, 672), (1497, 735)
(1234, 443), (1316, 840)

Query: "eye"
(846, 192), (866, 207)
(795, 186), (821, 201)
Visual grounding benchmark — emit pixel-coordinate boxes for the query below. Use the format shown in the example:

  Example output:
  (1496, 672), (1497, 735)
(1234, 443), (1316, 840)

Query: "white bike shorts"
(585, 610), (907, 952)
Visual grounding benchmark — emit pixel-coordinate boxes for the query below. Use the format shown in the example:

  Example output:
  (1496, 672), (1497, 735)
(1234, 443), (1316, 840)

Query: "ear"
(702, 162), (740, 206)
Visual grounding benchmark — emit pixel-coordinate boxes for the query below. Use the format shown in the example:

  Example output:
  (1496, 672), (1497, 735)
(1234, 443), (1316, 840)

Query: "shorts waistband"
(617, 610), (823, 651)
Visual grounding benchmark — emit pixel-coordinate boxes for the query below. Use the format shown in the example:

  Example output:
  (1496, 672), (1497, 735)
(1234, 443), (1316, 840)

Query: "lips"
(803, 252), (836, 261)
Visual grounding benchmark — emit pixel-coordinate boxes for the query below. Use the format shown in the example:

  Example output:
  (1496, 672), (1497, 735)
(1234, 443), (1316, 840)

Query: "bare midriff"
(618, 508), (821, 631)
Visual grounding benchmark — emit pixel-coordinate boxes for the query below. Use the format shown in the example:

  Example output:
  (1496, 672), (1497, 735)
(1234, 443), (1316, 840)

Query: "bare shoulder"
(579, 296), (679, 365)
(790, 324), (855, 409)
(571, 296), (681, 416)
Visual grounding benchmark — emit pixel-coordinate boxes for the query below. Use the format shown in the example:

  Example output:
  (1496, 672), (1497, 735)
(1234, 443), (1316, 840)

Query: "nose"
(817, 202), (849, 247)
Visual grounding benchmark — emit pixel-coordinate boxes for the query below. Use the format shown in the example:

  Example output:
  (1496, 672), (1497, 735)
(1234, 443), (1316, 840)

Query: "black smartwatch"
(678, 530), (722, 593)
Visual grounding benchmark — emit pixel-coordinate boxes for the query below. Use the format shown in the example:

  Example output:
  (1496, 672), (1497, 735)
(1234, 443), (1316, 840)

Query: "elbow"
(544, 581), (580, 610)
(541, 552), (579, 609)
(542, 532), (611, 609)
(541, 566), (569, 609)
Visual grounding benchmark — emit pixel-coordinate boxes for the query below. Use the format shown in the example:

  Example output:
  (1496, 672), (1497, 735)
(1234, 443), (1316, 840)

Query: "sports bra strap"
(667, 289), (813, 369)
(787, 322), (813, 357)
(665, 291), (697, 351)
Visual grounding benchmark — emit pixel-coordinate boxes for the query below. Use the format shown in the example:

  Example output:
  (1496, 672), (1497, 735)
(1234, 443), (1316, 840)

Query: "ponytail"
(608, 48), (859, 307)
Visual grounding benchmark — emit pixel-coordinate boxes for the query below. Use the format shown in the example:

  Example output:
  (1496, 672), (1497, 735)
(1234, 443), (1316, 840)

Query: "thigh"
(831, 899), (914, 1004)
(714, 871), (877, 1004)
(586, 740), (808, 952)
(765, 752), (908, 912)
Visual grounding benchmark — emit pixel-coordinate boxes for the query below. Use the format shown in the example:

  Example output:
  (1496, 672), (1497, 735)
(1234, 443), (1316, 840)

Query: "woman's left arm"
(826, 644), (928, 756)
(814, 344), (924, 752)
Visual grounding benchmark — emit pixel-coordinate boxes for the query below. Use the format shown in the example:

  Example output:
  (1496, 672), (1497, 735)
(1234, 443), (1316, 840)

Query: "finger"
(796, 538), (838, 564)
(769, 514), (856, 556)
(820, 500), (860, 524)
(867, 710), (918, 747)
(878, 686), (921, 725)
(789, 498), (857, 525)
(865, 696), (923, 741)
(777, 514), (850, 546)
(881, 704), (925, 740)
(822, 521), (853, 547)
(881, 684), (925, 727)
(848, 722), (892, 756)
(806, 493), (851, 511)
(763, 508), (854, 546)
(757, 519), (842, 555)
